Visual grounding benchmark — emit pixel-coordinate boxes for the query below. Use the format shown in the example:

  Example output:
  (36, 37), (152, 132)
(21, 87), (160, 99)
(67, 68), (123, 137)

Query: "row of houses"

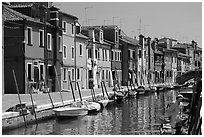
(2, 2), (202, 94)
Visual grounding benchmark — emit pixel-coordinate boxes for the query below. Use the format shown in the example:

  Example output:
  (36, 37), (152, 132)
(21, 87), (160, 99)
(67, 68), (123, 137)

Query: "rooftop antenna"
(144, 24), (150, 36)
(88, 19), (96, 26)
(120, 18), (124, 29)
(104, 19), (111, 25)
(113, 16), (119, 25)
(137, 18), (142, 35)
(85, 6), (93, 26)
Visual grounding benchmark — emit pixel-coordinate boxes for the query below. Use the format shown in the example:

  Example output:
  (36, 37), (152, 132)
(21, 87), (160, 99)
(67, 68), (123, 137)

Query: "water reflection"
(3, 90), (177, 135)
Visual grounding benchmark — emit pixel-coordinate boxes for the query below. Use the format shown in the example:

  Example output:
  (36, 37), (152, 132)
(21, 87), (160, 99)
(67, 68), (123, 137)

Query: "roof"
(9, 2), (34, 8)
(76, 33), (89, 39)
(165, 48), (178, 53)
(172, 43), (188, 49)
(120, 35), (139, 46)
(61, 11), (78, 20)
(3, 4), (42, 24)
(154, 50), (163, 55)
(178, 52), (191, 58)
(159, 37), (177, 42)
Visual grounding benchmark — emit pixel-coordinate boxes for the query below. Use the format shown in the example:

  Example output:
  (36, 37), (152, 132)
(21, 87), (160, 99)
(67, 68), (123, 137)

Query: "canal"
(3, 89), (178, 135)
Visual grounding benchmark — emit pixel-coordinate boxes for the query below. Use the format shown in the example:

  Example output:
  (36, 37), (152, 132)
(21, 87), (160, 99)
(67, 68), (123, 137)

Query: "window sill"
(27, 44), (33, 46)
(39, 45), (44, 48)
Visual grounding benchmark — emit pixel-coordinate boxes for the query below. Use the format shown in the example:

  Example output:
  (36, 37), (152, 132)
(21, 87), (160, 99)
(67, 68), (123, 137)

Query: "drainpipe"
(74, 20), (77, 90)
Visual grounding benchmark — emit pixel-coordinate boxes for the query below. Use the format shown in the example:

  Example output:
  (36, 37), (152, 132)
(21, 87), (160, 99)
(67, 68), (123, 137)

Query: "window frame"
(71, 46), (74, 60)
(63, 21), (67, 34)
(59, 36), (62, 52)
(79, 44), (83, 56)
(47, 33), (52, 51)
(27, 63), (33, 81)
(39, 29), (44, 47)
(27, 27), (33, 45)
(63, 45), (67, 59)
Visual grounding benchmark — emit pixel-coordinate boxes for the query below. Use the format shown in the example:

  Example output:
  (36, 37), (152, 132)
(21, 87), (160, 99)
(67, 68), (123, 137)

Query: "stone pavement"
(2, 87), (116, 112)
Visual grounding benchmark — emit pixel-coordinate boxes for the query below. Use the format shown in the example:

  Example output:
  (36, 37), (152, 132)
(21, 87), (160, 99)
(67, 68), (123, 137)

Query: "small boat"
(98, 99), (110, 108)
(82, 100), (101, 114)
(114, 91), (125, 103)
(179, 87), (193, 100)
(53, 107), (88, 117)
(136, 86), (145, 95)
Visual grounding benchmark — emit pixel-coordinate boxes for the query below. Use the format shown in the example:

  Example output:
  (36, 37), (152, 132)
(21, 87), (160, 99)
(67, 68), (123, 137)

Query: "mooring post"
(12, 70), (27, 127)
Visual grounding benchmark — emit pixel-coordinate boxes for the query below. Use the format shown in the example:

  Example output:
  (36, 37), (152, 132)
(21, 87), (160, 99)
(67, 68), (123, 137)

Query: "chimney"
(49, 6), (59, 27)
(139, 34), (144, 46)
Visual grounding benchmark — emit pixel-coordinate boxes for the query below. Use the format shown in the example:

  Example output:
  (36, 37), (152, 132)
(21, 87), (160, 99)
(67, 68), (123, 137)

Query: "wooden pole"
(12, 70), (27, 127)
(77, 81), (83, 102)
(101, 82), (105, 99)
(54, 66), (64, 105)
(41, 74), (54, 108)
(25, 71), (38, 125)
(69, 75), (76, 102)
(102, 81), (109, 97)
(92, 88), (96, 101)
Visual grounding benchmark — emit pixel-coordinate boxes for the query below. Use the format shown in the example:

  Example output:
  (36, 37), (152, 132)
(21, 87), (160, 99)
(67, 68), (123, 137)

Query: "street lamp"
(85, 6), (93, 26)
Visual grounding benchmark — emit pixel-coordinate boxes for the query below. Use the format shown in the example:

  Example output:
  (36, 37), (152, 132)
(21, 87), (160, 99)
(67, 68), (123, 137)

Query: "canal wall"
(2, 90), (116, 132)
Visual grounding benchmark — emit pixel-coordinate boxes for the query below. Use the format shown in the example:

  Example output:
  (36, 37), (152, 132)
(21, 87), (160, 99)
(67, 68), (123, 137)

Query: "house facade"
(61, 12), (78, 91)
(120, 33), (139, 86)
(102, 25), (122, 86)
(4, 2), (62, 94)
(81, 26), (113, 89)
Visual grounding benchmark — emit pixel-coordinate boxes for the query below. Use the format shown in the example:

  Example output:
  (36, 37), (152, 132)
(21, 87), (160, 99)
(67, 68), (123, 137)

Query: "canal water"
(3, 90), (178, 135)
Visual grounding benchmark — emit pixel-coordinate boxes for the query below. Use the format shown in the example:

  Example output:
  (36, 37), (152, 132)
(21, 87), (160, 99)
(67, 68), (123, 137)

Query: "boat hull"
(53, 107), (88, 117)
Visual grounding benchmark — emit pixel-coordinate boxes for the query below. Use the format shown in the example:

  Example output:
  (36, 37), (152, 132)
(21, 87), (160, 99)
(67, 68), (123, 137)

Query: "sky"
(55, 2), (201, 46)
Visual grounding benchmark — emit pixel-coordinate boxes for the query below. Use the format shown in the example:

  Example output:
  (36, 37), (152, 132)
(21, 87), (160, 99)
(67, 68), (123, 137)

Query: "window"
(95, 49), (98, 59)
(39, 64), (44, 80)
(63, 45), (67, 59)
(63, 68), (67, 81)
(63, 21), (66, 33)
(133, 50), (135, 59)
(139, 50), (142, 58)
(119, 51), (121, 61)
(88, 49), (92, 58)
(107, 50), (109, 61)
(106, 70), (109, 79)
(115, 51), (117, 61)
(47, 33), (52, 50)
(71, 23), (74, 35)
(79, 44), (83, 56)
(100, 32), (103, 41)
(111, 50), (114, 61)
(59, 36), (62, 52)
(27, 63), (32, 81)
(71, 46), (74, 59)
(115, 31), (118, 42)
(105, 49), (107, 61)
(27, 27), (32, 45)
(39, 29), (44, 46)
(77, 68), (80, 80)
(152, 57), (154, 63)
(71, 68), (75, 80)
(98, 49), (101, 60)
(128, 50), (131, 59)
(102, 70), (105, 80)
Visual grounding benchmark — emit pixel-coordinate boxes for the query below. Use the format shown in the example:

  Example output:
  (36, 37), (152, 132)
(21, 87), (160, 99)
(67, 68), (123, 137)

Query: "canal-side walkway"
(2, 87), (118, 112)
(2, 86), (124, 131)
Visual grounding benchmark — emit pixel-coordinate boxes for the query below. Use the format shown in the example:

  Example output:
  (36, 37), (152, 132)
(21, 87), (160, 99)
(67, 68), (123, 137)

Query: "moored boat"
(53, 107), (88, 117)
(82, 100), (101, 114)
(136, 86), (145, 95)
